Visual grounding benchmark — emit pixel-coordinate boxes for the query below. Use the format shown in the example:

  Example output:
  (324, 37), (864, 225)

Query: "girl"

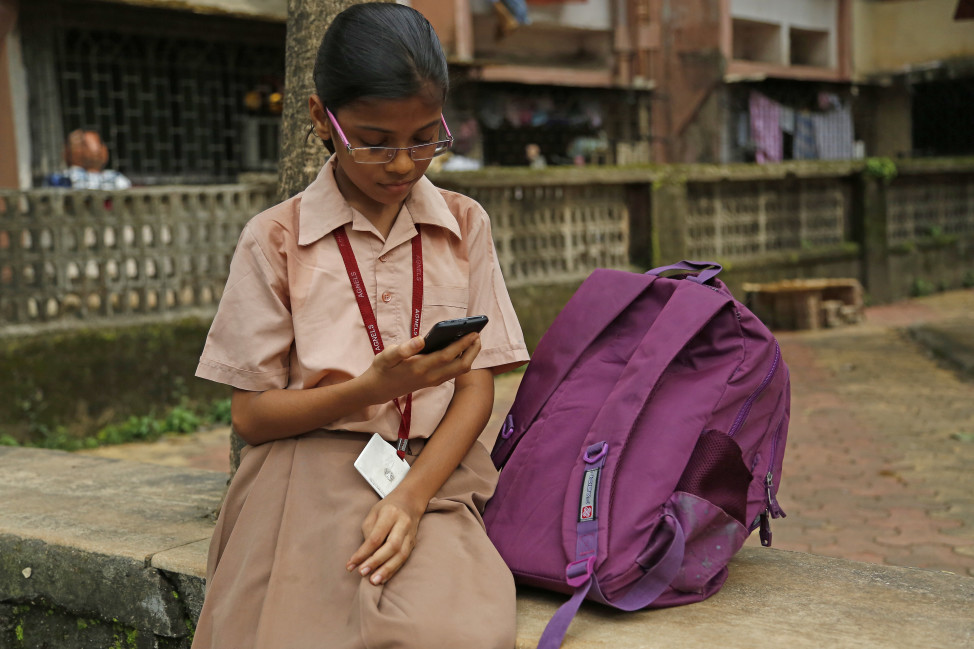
(192, 4), (529, 648)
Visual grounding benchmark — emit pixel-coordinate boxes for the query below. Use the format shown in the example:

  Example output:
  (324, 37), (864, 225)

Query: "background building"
(853, 0), (974, 159)
(1, 0), (971, 189)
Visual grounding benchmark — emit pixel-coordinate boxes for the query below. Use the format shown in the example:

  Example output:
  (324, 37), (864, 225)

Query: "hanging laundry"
(811, 103), (855, 160)
(780, 106), (796, 134)
(736, 111), (750, 148)
(749, 91), (782, 163)
(793, 111), (817, 160)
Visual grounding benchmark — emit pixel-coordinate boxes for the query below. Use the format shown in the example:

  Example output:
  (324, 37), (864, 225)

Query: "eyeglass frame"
(325, 108), (454, 164)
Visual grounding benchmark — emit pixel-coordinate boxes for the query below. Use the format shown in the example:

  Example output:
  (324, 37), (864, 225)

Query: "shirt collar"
(298, 156), (462, 246)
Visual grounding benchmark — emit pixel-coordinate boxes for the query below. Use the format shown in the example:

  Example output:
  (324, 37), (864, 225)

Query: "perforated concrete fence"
(3, 159), (974, 333)
(886, 173), (974, 246)
(0, 185), (277, 331)
(685, 177), (850, 260)
(459, 183), (630, 288)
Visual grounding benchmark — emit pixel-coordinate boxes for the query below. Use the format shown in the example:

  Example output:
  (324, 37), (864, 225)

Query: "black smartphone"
(419, 315), (489, 354)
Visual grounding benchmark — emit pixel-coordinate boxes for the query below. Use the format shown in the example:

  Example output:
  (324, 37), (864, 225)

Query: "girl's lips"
(381, 179), (414, 193)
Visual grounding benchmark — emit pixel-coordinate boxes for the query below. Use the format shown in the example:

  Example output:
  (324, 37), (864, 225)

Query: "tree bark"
(230, 0), (393, 477)
(277, 0), (395, 201)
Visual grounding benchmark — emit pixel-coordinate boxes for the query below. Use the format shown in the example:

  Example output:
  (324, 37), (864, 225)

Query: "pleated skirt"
(191, 430), (517, 649)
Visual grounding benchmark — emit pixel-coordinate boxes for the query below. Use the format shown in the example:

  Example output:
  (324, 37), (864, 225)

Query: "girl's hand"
(361, 332), (481, 403)
(346, 490), (425, 585)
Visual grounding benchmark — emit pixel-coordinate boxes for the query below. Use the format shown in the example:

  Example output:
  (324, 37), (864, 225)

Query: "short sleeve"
(196, 224), (294, 391)
(463, 205), (530, 375)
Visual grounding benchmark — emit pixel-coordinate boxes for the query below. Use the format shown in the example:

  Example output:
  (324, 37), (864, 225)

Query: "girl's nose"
(385, 147), (415, 174)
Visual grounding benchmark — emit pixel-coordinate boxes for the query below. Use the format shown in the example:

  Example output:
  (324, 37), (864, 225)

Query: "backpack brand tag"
(579, 467), (601, 521)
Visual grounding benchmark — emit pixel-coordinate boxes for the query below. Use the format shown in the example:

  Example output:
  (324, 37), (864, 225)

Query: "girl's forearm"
(231, 375), (375, 444)
(393, 368), (494, 507)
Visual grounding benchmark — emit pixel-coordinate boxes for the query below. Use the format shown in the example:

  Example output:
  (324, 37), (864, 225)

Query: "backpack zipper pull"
(759, 511), (772, 547)
(760, 470), (786, 547)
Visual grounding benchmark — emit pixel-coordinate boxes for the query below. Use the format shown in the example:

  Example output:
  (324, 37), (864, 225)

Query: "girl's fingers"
(363, 333), (481, 406)
(347, 504), (419, 584)
(360, 523), (414, 585)
(346, 514), (382, 570)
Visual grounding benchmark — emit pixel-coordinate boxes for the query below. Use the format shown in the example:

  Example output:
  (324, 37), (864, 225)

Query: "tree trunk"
(277, 0), (395, 200)
(229, 0), (393, 477)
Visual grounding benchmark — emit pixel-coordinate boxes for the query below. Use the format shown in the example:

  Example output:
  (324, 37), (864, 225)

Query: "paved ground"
(80, 289), (974, 578)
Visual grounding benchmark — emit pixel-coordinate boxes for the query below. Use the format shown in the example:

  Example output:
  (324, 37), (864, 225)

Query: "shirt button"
(381, 291), (392, 303)
(379, 255), (388, 263)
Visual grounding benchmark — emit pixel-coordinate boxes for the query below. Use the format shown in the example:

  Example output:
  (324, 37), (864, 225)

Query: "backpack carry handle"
(646, 260), (722, 285)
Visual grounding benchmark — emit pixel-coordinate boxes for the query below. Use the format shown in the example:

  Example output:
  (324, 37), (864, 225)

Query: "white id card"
(354, 433), (410, 499)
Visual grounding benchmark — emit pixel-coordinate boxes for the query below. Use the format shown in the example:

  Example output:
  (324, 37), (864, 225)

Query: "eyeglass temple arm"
(325, 108), (351, 150)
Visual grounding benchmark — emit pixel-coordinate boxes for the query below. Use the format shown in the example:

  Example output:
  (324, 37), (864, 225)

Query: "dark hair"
(314, 3), (448, 114)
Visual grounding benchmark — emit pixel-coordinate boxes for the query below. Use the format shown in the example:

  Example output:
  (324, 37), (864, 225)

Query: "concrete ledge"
(518, 550), (974, 649)
(2, 447), (973, 648)
(910, 318), (974, 380)
(0, 447), (223, 647)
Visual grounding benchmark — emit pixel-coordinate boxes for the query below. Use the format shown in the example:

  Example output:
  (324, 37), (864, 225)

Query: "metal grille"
(57, 26), (284, 184)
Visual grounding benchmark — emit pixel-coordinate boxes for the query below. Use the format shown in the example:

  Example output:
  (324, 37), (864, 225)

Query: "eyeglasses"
(326, 108), (453, 164)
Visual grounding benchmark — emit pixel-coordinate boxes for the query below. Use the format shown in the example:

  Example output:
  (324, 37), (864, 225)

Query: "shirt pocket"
(423, 286), (469, 332)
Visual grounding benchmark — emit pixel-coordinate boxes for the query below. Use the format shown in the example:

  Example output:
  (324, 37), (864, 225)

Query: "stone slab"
(516, 548), (974, 648)
(2, 447), (974, 648)
(0, 446), (224, 563)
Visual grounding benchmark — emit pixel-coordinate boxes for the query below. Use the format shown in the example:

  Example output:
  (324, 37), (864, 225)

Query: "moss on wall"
(0, 320), (229, 445)
(0, 601), (188, 649)
(508, 279), (586, 353)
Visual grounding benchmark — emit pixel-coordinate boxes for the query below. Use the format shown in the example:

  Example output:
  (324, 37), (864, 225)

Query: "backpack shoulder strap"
(491, 269), (658, 467)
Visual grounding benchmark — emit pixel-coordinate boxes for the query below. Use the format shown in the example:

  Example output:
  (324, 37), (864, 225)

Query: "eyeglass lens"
(348, 141), (452, 164)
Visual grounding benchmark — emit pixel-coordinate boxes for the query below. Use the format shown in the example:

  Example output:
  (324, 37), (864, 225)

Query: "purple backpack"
(483, 262), (789, 648)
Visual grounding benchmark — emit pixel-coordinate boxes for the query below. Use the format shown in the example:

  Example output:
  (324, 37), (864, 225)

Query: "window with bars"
(43, 2), (285, 185)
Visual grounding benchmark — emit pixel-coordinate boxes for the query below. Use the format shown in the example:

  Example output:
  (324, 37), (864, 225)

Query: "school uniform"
(193, 157), (530, 649)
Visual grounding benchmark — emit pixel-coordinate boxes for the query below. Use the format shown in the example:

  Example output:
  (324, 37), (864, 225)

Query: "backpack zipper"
(728, 340), (781, 438)
(757, 416), (787, 545)
(765, 417), (785, 519)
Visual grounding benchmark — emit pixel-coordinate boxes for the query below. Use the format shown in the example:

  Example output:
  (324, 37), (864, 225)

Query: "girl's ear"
(308, 95), (331, 142)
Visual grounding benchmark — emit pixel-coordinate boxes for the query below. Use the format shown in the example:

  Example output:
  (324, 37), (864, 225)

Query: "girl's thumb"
(404, 336), (425, 356)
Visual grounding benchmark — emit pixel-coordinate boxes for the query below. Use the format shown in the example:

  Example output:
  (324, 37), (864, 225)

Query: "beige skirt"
(192, 431), (516, 649)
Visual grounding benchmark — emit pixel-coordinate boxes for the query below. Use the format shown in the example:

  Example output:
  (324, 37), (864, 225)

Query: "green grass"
(0, 398), (232, 452)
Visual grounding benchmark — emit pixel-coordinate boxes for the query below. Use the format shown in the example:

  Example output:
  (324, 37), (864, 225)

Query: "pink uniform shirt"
(196, 157), (529, 441)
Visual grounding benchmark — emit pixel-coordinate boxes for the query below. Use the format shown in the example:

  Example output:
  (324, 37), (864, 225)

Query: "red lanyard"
(333, 225), (423, 459)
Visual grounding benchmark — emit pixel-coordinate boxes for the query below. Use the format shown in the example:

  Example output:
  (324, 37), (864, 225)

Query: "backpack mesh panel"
(674, 429), (752, 525)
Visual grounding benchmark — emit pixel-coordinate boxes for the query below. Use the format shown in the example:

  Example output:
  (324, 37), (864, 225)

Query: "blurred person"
(525, 143), (547, 169)
(47, 130), (131, 189)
